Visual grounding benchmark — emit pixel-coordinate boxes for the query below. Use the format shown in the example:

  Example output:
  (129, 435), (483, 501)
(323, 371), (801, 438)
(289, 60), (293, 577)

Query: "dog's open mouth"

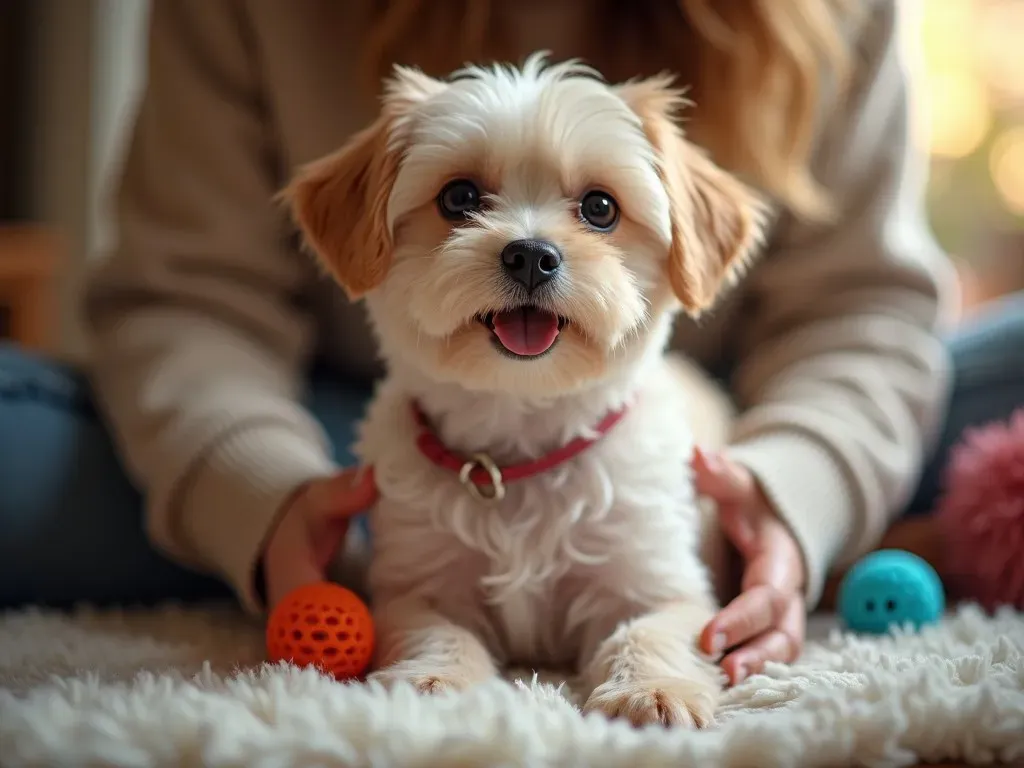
(478, 307), (567, 358)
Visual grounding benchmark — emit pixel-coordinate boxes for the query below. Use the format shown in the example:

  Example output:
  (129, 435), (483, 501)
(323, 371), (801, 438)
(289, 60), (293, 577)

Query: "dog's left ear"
(281, 67), (446, 298)
(616, 76), (767, 315)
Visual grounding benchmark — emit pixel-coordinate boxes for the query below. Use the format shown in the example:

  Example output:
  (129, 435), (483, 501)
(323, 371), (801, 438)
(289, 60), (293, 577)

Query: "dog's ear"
(281, 67), (446, 298)
(616, 76), (767, 315)
(283, 119), (396, 298)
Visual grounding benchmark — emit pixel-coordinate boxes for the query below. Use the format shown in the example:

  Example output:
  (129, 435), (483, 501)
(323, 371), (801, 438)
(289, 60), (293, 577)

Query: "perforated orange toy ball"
(266, 582), (375, 680)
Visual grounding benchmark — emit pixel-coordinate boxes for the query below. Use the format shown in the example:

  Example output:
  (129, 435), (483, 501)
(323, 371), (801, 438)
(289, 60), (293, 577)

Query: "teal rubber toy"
(837, 549), (945, 634)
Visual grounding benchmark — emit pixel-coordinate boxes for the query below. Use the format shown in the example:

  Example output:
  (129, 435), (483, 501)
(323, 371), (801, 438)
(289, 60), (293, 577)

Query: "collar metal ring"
(458, 452), (506, 503)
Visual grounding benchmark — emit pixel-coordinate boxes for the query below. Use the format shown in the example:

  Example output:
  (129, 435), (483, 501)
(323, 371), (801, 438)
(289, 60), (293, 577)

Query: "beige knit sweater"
(83, 0), (958, 614)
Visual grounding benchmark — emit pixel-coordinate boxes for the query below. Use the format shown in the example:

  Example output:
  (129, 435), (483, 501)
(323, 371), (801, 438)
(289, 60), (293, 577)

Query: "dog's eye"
(579, 190), (619, 232)
(438, 179), (482, 220)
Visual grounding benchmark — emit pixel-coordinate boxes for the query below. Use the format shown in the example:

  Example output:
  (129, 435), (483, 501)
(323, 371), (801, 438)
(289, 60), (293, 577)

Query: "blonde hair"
(362, 0), (860, 221)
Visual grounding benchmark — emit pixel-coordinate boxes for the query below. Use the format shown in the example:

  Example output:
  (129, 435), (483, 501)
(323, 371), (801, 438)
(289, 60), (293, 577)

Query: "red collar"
(412, 401), (629, 501)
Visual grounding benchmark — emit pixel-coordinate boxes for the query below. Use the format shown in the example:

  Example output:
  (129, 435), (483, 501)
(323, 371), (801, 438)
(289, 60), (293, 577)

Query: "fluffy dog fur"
(284, 54), (766, 728)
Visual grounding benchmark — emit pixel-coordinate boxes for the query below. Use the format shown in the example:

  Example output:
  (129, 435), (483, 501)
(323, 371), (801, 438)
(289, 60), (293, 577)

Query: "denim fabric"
(0, 347), (370, 608)
(903, 291), (1024, 515)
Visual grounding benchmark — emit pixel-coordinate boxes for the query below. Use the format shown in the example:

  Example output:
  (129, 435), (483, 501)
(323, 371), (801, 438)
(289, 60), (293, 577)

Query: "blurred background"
(910, 0), (1024, 314)
(0, 0), (1022, 362)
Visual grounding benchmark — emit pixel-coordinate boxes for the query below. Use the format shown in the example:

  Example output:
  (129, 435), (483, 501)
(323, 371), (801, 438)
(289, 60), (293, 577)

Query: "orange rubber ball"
(266, 582), (375, 680)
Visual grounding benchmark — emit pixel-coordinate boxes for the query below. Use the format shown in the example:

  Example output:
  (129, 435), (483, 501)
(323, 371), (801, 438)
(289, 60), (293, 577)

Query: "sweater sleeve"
(83, 0), (337, 613)
(724, 0), (959, 607)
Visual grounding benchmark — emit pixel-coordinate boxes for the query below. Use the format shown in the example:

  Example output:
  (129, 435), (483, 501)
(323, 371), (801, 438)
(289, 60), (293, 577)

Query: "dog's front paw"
(583, 678), (716, 729)
(367, 662), (477, 695)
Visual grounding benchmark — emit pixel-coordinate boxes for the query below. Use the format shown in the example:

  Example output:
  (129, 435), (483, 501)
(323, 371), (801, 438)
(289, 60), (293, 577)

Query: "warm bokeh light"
(912, 0), (1024, 251)
(975, 1), (1024, 104)
(916, 0), (992, 160)
(926, 70), (992, 159)
(919, 0), (977, 73)
(990, 128), (1024, 216)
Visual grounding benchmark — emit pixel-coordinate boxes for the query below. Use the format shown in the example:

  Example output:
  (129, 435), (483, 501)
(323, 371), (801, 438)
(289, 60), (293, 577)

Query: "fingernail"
(700, 449), (723, 472)
(691, 446), (703, 469)
(733, 664), (748, 684)
(710, 633), (728, 654)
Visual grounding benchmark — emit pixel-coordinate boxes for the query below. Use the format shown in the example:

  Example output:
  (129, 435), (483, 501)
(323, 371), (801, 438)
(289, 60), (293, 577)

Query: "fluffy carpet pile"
(1, 603), (1023, 767)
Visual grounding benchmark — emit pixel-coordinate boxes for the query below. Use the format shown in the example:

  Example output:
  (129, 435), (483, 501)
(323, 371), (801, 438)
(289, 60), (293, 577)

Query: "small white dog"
(284, 54), (765, 728)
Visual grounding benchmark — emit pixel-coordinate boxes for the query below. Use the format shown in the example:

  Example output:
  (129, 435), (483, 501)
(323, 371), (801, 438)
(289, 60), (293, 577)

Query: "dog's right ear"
(280, 67), (446, 298)
(615, 75), (767, 316)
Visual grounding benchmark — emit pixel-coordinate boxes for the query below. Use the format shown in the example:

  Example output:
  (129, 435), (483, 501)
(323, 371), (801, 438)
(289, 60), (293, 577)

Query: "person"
(2, 0), (1021, 686)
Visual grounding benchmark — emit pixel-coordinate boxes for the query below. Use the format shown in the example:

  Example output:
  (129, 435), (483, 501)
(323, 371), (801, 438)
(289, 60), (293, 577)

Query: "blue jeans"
(2, 294), (1022, 609)
(0, 353), (372, 608)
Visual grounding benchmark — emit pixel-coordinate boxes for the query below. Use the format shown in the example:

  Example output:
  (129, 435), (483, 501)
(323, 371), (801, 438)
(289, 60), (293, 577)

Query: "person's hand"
(692, 448), (806, 685)
(261, 467), (377, 609)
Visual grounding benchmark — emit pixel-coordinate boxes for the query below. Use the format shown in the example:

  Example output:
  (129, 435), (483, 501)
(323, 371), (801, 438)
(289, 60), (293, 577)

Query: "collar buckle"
(458, 452), (506, 503)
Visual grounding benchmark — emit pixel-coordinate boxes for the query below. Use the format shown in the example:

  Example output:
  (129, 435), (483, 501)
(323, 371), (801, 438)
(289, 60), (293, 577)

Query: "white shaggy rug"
(1, 603), (1023, 767)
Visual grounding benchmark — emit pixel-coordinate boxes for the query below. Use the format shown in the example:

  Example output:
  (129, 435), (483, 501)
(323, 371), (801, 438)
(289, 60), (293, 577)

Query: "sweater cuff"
(726, 432), (855, 608)
(174, 422), (337, 614)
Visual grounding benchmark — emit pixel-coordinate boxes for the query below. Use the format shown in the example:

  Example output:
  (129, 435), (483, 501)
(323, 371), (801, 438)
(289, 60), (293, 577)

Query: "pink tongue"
(491, 307), (560, 356)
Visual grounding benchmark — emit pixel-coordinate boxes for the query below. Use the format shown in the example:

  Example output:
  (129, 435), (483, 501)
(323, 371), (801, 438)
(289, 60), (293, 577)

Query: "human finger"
(264, 516), (325, 609)
(693, 449), (760, 551)
(304, 468), (376, 572)
(305, 466), (377, 522)
(719, 598), (805, 684)
(739, 529), (804, 594)
(692, 448), (754, 506)
(699, 583), (789, 655)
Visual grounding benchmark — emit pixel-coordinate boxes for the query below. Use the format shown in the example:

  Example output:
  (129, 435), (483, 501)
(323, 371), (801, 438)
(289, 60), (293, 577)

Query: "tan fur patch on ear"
(668, 143), (767, 313)
(282, 119), (398, 298)
(280, 65), (446, 299)
(617, 76), (767, 315)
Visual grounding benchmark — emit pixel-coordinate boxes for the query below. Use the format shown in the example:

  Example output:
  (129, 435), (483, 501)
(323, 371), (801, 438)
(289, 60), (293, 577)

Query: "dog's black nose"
(500, 239), (562, 292)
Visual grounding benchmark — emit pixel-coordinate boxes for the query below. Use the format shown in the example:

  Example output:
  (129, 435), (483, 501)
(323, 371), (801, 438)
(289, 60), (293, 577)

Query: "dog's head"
(283, 55), (765, 397)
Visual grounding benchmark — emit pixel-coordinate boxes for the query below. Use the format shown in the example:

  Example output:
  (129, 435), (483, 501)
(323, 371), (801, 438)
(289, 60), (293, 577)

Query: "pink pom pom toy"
(935, 407), (1024, 610)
